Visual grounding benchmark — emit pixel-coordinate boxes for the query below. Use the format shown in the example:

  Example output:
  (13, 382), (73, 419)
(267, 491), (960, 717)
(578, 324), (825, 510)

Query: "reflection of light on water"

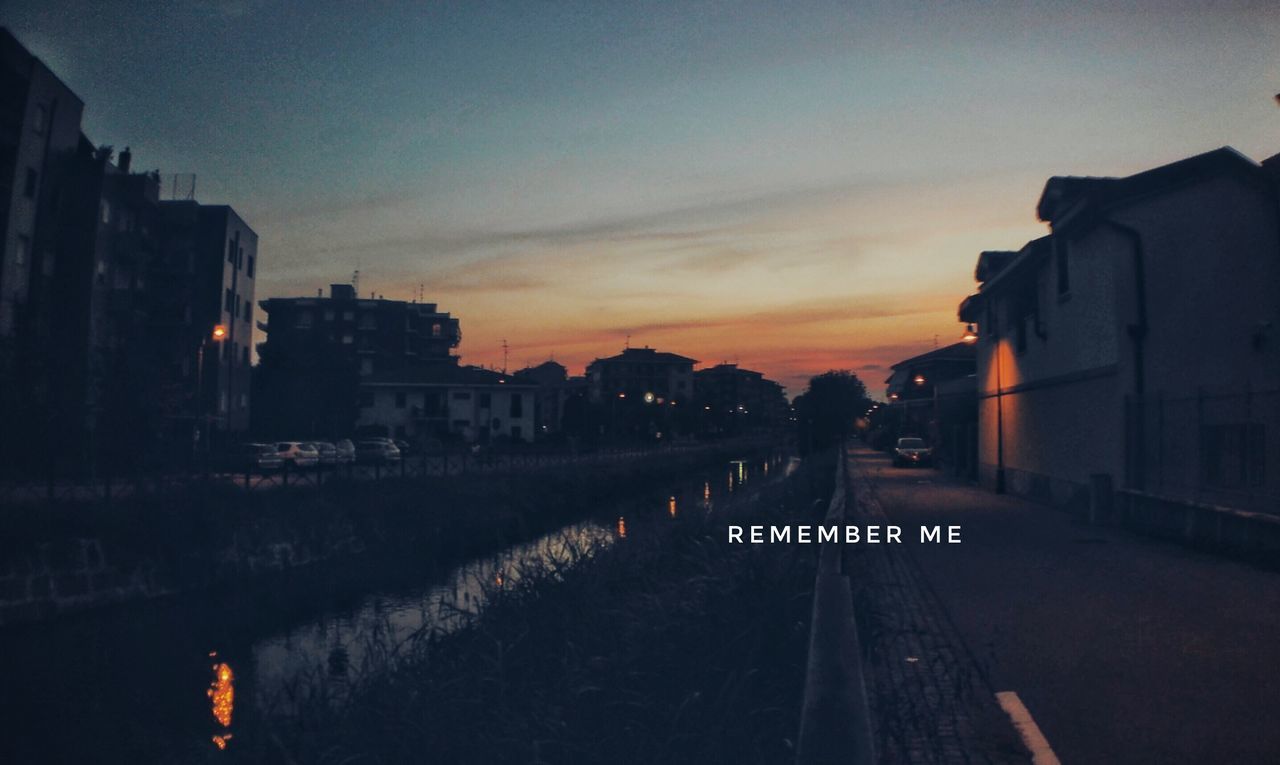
(703, 481), (711, 501)
(668, 496), (677, 517)
(247, 521), (615, 717)
(617, 516), (627, 538)
(207, 658), (234, 750)
(764, 460), (769, 475)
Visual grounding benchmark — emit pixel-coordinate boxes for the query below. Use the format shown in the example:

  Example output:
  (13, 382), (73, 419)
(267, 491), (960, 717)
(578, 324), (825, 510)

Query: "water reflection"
(207, 656), (234, 750)
(668, 496), (677, 518)
(616, 516), (628, 538)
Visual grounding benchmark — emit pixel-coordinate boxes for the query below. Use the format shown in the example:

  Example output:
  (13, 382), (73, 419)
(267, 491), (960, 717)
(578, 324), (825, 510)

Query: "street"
(851, 446), (1280, 765)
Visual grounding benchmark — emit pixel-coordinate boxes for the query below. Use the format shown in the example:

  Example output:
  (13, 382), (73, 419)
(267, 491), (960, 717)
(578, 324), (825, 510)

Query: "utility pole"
(501, 339), (509, 374)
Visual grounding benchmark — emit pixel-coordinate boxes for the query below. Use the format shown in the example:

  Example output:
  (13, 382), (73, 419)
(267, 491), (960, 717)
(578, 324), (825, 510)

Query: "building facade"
(693, 363), (788, 435)
(959, 147), (1280, 513)
(255, 285), (462, 438)
(357, 365), (536, 444)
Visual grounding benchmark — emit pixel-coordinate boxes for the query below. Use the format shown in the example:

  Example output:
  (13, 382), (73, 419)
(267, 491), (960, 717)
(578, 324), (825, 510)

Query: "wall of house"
(1109, 174), (1280, 511)
(975, 224), (1125, 505)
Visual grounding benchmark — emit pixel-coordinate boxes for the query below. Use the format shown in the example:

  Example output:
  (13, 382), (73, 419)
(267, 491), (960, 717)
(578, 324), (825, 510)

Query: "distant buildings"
(958, 147), (1280, 515)
(694, 363), (788, 435)
(880, 343), (976, 476)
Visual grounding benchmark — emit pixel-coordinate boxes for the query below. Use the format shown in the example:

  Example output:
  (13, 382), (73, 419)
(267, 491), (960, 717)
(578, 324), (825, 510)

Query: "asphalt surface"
(852, 446), (1280, 765)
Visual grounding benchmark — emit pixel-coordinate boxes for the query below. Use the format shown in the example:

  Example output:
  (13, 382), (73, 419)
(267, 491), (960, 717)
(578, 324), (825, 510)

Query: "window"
(1055, 239), (1070, 296)
(227, 239), (235, 263)
(24, 168), (37, 198)
(358, 313), (377, 330)
(225, 288), (235, 313)
(294, 310), (313, 328)
(360, 358), (373, 375)
(343, 310), (354, 320)
(395, 392), (406, 408)
(432, 323), (442, 337)
(324, 310), (335, 321)
(244, 299), (251, 321)
(342, 333), (353, 344)
(510, 394), (524, 418)
(15, 236), (29, 266)
(247, 255), (255, 278)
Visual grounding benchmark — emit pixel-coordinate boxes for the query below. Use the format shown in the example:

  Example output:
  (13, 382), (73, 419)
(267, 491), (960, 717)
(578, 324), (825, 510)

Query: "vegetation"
(237, 453), (834, 765)
(792, 370), (871, 453)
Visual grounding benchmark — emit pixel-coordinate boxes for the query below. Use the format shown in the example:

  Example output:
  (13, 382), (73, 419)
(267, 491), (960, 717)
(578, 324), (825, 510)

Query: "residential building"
(959, 147), (1280, 514)
(255, 285), (462, 437)
(513, 359), (577, 438)
(693, 363), (788, 435)
(586, 346), (697, 439)
(357, 364), (536, 444)
(587, 346), (696, 402)
(156, 201), (259, 439)
(881, 343), (977, 476)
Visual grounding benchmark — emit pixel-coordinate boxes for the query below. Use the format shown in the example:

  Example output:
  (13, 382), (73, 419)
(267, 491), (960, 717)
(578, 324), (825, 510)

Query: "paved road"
(852, 446), (1280, 765)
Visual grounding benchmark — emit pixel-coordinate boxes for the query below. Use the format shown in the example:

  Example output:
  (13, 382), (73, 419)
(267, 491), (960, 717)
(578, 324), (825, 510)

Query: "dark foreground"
(852, 446), (1280, 765)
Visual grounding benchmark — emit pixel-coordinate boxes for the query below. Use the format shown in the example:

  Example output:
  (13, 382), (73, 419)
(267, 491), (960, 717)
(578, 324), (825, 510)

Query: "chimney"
(118, 146), (132, 173)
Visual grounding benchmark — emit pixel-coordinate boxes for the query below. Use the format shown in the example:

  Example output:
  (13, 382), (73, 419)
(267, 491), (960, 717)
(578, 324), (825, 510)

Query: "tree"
(794, 370), (870, 453)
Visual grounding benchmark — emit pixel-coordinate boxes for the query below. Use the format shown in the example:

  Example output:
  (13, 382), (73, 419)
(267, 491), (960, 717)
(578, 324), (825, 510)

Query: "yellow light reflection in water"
(617, 516), (627, 538)
(208, 658), (234, 749)
(728, 471), (734, 492)
(703, 481), (711, 501)
(668, 496), (677, 517)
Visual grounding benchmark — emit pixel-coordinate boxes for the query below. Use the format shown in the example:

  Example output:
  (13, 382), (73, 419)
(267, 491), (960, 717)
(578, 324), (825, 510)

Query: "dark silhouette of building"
(693, 363), (788, 435)
(881, 343), (977, 477)
(513, 359), (584, 439)
(586, 347), (697, 439)
(156, 201), (260, 443)
(255, 284), (462, 437)
(959, 146), (1280, 513)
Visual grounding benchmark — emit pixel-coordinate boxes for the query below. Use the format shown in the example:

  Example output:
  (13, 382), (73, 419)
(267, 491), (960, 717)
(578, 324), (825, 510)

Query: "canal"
(0, 451), (793, 763)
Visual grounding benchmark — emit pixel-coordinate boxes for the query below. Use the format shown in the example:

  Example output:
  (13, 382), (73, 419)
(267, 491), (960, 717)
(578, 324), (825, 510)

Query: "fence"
(1125, 387), (1280, 515)
(0, 440), (774, 508)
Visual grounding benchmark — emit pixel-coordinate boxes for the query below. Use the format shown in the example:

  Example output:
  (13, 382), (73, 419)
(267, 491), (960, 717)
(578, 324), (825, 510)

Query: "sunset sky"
(8, 0), (1279, 394)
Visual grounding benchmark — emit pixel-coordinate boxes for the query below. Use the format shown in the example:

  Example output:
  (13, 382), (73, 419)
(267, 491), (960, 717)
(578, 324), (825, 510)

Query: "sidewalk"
(843, 448), (1029, 765)
(849, 444), (1280, 765)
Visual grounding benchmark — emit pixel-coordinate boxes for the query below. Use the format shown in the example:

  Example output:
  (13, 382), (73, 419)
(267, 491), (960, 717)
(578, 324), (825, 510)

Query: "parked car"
(333, 439), (357, 464)
(394, 438), (415, 457)
(892, 437), (933, 468)
(275, 441), (320, 468)
(309, 441), (339, 465)
(355, 439), (401, 464)
(220, 443), (284, 473)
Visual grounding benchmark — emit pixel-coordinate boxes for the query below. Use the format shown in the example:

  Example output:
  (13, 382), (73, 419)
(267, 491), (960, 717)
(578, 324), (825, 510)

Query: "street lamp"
(914, 374), (926, 386)
(195, 324), (228, 468)
(961, 323), (978, 343)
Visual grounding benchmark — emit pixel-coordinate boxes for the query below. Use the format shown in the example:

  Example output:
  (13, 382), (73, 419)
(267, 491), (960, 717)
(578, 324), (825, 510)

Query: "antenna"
(625, 334), (631, 350)
(502, 339), (509, 374)
(352, 269), (360, 295)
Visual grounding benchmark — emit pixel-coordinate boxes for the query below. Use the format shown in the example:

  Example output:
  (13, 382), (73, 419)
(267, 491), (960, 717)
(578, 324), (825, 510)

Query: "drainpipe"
(1103, 221), (1148, 490)
(994, 338), (1005, 494)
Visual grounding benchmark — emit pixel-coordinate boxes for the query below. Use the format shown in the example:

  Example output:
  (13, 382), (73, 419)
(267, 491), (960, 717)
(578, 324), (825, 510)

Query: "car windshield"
(898, 438), (925, 448)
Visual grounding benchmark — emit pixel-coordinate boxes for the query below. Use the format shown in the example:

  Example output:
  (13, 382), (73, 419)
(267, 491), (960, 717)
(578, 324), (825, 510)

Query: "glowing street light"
(961, 323), (978, 343)
(914, 374), (926, 386)
(211, 324), (228, 342)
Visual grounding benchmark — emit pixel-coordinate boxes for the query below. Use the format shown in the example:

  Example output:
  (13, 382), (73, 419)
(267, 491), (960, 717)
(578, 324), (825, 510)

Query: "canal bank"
(0, 439), (772, 626)
(0, 447), (813, 763)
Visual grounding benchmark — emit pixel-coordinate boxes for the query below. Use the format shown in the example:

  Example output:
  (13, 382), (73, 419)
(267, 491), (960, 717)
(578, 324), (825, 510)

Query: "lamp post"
(195, 324), (228, 470)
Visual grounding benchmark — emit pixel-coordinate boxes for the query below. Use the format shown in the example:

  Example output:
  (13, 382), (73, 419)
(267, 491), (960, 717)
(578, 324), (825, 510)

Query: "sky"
(7, 0), (1280, 394)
